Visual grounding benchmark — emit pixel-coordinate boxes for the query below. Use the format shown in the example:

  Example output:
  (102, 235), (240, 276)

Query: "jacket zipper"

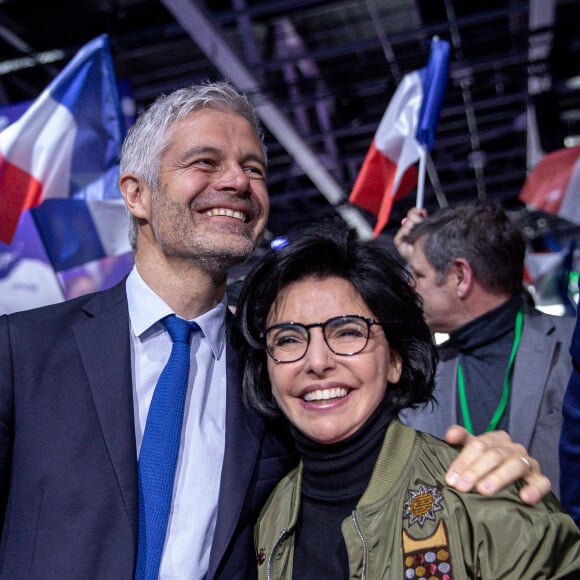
(267, 529), (289, 580)
(352, 511), (368, 580)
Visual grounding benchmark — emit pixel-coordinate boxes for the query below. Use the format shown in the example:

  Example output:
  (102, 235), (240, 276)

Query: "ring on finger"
(519, 455), (534, 473)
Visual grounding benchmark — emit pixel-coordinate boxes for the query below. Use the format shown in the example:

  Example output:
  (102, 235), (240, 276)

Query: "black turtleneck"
(291, 398), (394, 579)
(445, 294), (523, 434)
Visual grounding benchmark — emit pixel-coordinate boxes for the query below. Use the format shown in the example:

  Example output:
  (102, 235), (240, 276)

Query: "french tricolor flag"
(0, 34), (130, 271)
(519, 145), (580, 226)
(349, 37), (450, 236)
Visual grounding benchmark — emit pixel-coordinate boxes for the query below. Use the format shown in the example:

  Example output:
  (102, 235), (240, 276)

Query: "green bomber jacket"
(254, 419), (580, 579)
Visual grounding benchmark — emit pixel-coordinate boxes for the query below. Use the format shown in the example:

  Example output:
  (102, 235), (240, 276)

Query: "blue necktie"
(135, 315), (199, 580)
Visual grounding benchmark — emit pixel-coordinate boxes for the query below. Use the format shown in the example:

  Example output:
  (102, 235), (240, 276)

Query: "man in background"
(396, 202), (575, 498)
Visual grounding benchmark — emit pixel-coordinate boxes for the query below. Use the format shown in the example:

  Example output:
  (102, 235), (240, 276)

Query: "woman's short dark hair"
(233, 221), (437, 418)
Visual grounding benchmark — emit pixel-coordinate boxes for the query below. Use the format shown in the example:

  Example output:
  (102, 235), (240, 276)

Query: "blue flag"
(417, 37), (451, 151)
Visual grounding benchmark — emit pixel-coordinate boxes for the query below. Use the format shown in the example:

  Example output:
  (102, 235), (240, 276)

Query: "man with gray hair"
(0, 84), (553, 580)
(396, 201), (575, 498)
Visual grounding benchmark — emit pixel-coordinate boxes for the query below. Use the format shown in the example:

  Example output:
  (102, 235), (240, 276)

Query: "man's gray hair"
(404, 201), (526, 296)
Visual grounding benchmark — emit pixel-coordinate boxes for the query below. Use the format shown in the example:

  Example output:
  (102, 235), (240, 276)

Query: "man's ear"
(119, 173), (150, 221)
(451, 258), (473, 299)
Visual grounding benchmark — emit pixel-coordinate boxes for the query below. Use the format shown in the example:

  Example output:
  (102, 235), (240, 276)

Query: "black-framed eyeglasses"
(261, 315), (382, 363)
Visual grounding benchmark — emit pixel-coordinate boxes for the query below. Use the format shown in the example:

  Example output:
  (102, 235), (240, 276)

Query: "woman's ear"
(388, 349), (403, 384)
(119, 173), (150, 221)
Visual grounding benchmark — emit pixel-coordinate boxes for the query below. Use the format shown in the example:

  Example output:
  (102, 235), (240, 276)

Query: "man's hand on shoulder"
(444, 425), (551, 505)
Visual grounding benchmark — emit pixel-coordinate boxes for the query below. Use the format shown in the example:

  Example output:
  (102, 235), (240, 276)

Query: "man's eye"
(195, 158), (215, 166)
(245, 166), (265, 178)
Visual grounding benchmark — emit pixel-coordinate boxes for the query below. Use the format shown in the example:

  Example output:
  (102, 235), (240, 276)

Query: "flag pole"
(416, 144), (427, 209)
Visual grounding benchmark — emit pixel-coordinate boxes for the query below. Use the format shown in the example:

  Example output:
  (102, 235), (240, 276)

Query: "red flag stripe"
(0, 155), (43, 243)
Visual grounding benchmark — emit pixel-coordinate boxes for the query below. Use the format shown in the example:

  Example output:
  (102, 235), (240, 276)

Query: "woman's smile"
(301, 386), (350, 403)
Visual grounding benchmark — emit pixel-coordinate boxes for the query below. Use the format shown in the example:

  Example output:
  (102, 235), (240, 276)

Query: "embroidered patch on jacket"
(257, 547), (266, 565)
(403, 484), (444, 527)
(402, 520), (453, 579)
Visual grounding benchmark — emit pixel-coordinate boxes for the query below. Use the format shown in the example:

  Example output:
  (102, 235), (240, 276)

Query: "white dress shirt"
(126, 267), (227, 579)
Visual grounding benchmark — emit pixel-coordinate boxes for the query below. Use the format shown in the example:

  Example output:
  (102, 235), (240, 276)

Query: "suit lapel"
(509, 310), (555, 447)
(73, 281), (138, 538)
(208, 315), (265, 575)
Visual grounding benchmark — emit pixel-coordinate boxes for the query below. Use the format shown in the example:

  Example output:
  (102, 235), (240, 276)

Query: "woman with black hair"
(234, 222), (580, 579)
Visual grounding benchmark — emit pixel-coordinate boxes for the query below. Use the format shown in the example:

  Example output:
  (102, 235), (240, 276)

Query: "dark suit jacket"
(0, 280), (297, 579)
(400, 305), (575, 498)
(560, 307), (580, 526)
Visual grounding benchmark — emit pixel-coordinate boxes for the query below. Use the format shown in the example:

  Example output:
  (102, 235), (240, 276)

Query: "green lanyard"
(457, 306), (524, 435)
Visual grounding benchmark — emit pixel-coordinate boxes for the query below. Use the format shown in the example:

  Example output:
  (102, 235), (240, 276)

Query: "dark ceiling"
(1, 0), (580, 252)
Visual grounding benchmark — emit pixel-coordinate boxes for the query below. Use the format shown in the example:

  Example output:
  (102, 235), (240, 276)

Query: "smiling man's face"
(149, 108), (269, 272)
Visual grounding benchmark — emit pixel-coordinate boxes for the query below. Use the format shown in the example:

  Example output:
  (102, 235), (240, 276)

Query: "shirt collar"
(126, 266), (227, 359)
